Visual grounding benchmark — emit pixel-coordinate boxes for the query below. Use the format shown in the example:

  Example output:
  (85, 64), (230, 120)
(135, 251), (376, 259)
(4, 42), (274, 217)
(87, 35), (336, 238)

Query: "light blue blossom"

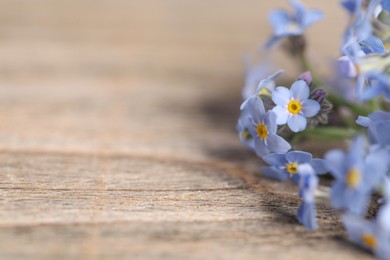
(242, 62), (272, 100)
(342, 214), (390, 259)
(271, 80), (320, 132)
(325, 136), (388, 215)
(261, 151), (327, 182)
(342, 0), (385, 55)
(245, 96), (291, 157)
(241, 70), (284, 109)
(265, 0), (324, 48)
(297, 164), (318, 231)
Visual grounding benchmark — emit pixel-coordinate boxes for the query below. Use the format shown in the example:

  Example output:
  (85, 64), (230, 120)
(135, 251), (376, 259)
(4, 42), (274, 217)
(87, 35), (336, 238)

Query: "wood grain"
(0, 0), (375, 259)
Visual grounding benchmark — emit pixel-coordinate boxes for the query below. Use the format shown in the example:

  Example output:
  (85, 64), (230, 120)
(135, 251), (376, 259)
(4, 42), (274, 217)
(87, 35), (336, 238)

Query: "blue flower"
(342, 213), (390, 259)
(242, 62), (272, 100)
(245, 96), (291, 157)
(241, 70), (284, 109)
(342, 0), (385, 55)
(297, 164), (318, 231)
(265, 0), (324, 48)
(261, 151), (328, 182)
(271, 80), (320, 132)
(325, 136), (388, 215)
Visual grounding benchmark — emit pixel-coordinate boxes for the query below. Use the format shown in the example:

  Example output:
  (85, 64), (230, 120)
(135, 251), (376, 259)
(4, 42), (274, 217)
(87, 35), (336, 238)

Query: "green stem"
(291, 127), (360, 144)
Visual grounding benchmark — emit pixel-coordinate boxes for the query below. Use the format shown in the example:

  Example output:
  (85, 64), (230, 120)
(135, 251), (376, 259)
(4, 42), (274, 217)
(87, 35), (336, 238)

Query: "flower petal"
(254, 138), (269, 157)
(265, 111), (278, 134)
(262, 153), (288, 167)
(286, 151), (312, 163)
(272, 86), (290, 106)
(287, 114), (307, 132)
(272, 105), (289, 125)
(290, 80), (309, 100)
(356, 116), (370, 127)
(247, 96), (266, 123)
(325, 150), (347, 179)
(301, 99), (320, 117)
(309, 158), (329, 174)
(267, 134), (291, 154)
(261, 166), (289, 181)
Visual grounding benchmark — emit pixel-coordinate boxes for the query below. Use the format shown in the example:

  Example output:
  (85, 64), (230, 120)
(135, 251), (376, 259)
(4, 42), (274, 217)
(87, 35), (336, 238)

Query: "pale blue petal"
(254, 138), (269, 157)
(287, 114), (307, 132)
(356, 116), (370, 127)
(360, 35), (385, 54)
(272, 106), (289, 125)
(369, 111), (390, 122)
(302, 10), (324, 29)
(360, 83), (385, 101)
(309, 159), (328, 174)
(265, 111), (278, 134)
(247, 96), (266, 123)
(262, 153), (288, 167)
(267, 134), (291, 154)
(331, 182), (346, 209)
(301, 99), (320, 117)
(348, 135), (365, 163)
(375, 122), (390, 146)
(383, 0), (390, 11)
(272, 86), (291, 106)
(286, 151), (312, 163)
(324, 150), (347, 179)
(290, 80), (309, 100)
(264, 36), (281, 49)
(297, 202), (317, 231)
(269, 10), (292, 36)
(261, 166), (289, 181)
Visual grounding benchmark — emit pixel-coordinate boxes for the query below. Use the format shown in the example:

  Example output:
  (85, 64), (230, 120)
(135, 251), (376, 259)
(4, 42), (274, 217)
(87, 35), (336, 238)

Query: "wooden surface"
(0, 1), (375, 259)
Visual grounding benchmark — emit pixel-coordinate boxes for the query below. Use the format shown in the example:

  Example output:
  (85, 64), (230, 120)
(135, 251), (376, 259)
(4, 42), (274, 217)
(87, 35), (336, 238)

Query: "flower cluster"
(237, 0), (390, 258)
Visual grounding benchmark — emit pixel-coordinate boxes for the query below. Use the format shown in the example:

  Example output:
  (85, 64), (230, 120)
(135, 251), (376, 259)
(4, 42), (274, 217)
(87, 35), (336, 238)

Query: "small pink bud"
(298, 71), (312, 85)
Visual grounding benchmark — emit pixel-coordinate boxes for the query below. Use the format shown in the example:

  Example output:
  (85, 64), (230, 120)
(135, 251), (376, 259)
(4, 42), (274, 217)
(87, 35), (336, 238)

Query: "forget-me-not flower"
(297, 164), (318, 231)
(272, 79), (320, 132)
(325, 136), (388, 215)
(343, 213), (390, 259)
(261, 150), (328, 182)
(241, 70), (284, 110)
(245, 96), (291, 157)
(265, 0), (324, 48)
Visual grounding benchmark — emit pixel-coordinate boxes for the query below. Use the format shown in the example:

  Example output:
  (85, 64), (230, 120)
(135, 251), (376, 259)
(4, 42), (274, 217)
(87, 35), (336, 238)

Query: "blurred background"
(0, 0), (345, 160)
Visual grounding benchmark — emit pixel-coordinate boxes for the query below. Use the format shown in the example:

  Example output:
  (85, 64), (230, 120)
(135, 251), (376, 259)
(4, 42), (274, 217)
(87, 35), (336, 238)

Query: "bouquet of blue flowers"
(237, 0), (390, 258)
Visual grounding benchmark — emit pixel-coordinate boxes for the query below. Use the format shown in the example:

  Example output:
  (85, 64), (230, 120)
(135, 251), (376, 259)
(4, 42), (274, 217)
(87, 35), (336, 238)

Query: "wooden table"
(0, 0), (374, 259)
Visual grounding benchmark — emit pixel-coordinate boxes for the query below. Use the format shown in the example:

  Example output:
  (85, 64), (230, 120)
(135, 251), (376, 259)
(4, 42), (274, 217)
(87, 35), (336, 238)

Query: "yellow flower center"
(256, 123), (268, 139)
(362, 234), (378, 249)
(346, 168), (361, 188)
(287, 100), (302, 114)
(286, 162), (298, 174)
(258, 87), (270, 97)
(241, 128), (252, 141)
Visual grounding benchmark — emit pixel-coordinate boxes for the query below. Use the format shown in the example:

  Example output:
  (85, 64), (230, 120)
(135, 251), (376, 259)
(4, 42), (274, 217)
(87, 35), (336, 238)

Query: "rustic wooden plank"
(0, 0), (376, 259)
